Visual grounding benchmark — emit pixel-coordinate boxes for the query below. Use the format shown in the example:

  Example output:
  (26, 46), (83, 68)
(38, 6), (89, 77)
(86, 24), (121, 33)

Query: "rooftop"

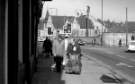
(51, 16), (74, 29)
(76, 15), (94, 29)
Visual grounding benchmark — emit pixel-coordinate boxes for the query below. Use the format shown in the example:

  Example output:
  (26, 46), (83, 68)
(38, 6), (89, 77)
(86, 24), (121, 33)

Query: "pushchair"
(64, 39), (82, 74)
(64, 53), (82, 74)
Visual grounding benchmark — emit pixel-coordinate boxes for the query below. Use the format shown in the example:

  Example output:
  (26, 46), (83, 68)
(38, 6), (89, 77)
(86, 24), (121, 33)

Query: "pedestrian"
(65, 38), (82, 74)
(67, 38), (81, 57)
(92, 38), (96, 46)
(52, 34), (65, 72)
(119, 39), (122, 47)
(43, 36), (52, 57)
(63, 35), (73, 66)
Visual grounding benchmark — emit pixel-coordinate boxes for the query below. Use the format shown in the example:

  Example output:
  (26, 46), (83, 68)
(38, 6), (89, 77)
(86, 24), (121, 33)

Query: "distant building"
(102, 21), (135, 46)
(72, 15), (107, 37)
(39, 10), (74, 39)
(38, 9), (108, 41)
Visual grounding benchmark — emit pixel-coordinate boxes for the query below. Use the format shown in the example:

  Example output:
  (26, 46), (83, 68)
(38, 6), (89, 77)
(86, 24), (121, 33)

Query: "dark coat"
(67, 42), (81, 55)
(43, 38), (52, 53)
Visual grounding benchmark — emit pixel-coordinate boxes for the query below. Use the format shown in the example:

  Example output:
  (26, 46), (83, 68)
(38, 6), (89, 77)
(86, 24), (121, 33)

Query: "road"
(81, 45), (135, 82)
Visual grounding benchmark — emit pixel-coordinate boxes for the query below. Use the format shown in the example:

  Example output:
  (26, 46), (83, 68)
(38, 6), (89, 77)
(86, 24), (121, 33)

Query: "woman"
(65, 38), (82, 74)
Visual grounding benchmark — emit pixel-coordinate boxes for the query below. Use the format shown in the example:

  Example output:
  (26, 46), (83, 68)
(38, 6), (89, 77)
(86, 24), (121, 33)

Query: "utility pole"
(86, 6), (90, 37)
(86, 16), (88, 37)
(126, 7), (128, 46)
(101, 0), (103, 46)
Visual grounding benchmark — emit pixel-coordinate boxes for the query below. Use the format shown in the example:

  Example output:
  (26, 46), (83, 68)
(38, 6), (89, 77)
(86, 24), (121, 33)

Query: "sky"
(42, 0), (135, 22)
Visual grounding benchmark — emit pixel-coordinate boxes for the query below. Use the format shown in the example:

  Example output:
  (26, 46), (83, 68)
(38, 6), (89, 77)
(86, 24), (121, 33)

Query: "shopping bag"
(62, 56), (68, 66)
(51, 63), (56, 71)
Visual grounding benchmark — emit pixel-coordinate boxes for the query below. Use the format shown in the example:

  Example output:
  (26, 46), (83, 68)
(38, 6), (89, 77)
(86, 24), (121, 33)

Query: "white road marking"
(116, 62), (134, 68)
(129, 59), (135, 62)
(116, 55), (126, 58)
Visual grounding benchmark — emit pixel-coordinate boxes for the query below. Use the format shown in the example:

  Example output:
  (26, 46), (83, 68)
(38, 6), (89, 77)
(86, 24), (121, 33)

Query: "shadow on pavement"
(32, 54), (65, 84)
(125, 50), (135, 53)
(100, 74), (121, 83)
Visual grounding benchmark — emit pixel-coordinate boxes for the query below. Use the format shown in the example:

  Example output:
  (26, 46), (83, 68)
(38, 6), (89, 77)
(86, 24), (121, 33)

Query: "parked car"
(77, 39), (86, 45)
(127, 41), (135, 51)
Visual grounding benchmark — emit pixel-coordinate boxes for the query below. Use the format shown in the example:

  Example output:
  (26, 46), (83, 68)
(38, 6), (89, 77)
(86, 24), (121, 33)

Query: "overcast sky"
(42, 0), (135, 22)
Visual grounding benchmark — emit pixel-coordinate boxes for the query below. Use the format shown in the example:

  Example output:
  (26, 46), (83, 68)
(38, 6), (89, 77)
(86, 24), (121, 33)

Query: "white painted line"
(129, 59), (135, 62)
(116, 55), (126, 58)
(116, 62), (127, 66)
(127, 65), (134, 68)
(116, 62), (134, 68)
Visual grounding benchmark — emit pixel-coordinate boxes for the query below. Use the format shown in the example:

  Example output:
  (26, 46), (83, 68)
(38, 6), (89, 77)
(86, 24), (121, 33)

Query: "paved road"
(81, 46), (135, 83)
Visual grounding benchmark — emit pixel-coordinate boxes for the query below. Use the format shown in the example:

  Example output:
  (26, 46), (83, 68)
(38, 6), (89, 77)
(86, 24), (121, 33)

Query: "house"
(46, 15), (74, 36)
(40, 9), (75, 39)
(88, 16), (107, 35)
(38, 9), (108, 41)
(72, 15), (94, 37)
(71, 15), (107, 37)
(38, 10), (73, 41)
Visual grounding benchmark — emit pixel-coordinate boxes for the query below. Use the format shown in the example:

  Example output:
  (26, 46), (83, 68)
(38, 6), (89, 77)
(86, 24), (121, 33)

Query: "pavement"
(32, 53), (125, 84)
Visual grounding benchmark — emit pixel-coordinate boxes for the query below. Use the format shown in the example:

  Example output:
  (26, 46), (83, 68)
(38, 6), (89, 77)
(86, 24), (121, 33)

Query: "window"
(64, 24), (71, 33)
(48, 27), (53, 35)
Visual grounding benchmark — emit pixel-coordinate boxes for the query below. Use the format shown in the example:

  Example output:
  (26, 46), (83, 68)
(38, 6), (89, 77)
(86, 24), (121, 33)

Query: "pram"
(65, 54), (82, 74)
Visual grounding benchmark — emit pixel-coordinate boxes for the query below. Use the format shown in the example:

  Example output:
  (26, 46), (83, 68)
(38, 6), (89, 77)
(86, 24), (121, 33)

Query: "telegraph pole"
(126, 7), (128, 46)
(86, 6), (90, 37)
(101, 0), (103, 46)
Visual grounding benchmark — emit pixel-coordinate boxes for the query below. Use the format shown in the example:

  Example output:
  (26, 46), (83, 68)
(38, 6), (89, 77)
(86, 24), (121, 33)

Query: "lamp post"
(126, 7), (128, 46)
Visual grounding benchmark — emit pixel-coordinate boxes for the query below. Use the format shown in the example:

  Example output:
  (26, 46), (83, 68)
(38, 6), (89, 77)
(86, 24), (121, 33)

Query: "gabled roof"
(51, 16), (74, 29)
(66, 16), (74, 23)
(76, 15), (94, 29)
(43, 10), (50, 24)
